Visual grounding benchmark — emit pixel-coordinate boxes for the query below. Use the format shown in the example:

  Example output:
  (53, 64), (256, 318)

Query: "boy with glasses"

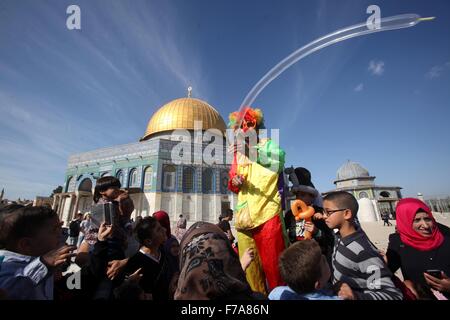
(322, 191), (403, 300)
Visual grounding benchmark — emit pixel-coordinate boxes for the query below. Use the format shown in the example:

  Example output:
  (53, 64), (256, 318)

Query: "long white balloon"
(239, 14), (434, 114)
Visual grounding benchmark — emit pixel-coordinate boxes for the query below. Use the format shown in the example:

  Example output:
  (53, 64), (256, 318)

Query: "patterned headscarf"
(174, 222), (253, 300)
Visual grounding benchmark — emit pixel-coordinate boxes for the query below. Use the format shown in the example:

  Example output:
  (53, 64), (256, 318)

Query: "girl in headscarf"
(152, 211), (180, 291)
(174, 222), (256, 300)
(386, 198), (450, 299)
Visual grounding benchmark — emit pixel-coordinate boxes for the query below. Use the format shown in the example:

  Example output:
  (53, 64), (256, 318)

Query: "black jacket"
(125, 250), (171, 301)
(69, 220), (81, 237)
(386, 223), (450, 299)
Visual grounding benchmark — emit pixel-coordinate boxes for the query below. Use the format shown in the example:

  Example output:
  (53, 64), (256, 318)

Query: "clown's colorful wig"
(228, 107), (265, 131)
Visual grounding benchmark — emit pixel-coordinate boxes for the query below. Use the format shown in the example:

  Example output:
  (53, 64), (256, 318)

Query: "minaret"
(0, 188), (4, 201)
(417, 192), (425, 202)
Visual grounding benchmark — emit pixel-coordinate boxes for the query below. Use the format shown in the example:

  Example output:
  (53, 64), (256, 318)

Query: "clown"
(228, 107), (288, 295)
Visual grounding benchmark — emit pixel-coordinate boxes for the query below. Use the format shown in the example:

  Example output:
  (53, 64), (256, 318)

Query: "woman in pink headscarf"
(386, 198), (450, 299)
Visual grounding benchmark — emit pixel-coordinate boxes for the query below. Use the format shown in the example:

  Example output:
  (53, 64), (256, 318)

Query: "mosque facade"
(323, 160), (403, 222)
(53, 93), (236, 227)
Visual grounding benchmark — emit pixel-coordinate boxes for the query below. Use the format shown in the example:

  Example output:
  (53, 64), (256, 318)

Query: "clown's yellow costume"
(228, 107), (288, 294)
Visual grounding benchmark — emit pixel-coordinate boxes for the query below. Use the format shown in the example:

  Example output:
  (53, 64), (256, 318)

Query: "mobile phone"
(104, 202), (115, 226)
(91, 202), (117, 227)
(426, 269), (442, 279)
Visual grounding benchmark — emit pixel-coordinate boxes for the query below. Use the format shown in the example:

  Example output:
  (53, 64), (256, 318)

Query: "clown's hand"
(232, 175), (245, 188)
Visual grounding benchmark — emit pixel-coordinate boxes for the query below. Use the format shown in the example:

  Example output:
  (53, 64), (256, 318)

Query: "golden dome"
(142, 97), (227, 140)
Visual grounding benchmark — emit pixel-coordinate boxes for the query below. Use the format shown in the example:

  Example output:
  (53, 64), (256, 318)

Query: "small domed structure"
(323, 160), (403, 222)
(336, 160), (370, 181)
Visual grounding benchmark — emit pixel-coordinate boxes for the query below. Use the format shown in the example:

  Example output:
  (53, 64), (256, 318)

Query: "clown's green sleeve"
(256, 139), (285, 173)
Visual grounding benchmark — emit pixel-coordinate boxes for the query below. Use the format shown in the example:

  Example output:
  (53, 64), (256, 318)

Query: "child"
(322, 191), (403, 300)
(124, 216), (171, 300)
(93, 176), (134, 235)
(217, 209), (235, 243)
(0, 206), (75, 300)
(88, 176), (135, 258)
(284, 167), (335, 264)
(269, 240), (339, 300)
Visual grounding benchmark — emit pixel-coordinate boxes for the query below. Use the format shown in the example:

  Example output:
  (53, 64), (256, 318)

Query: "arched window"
(101, 172), (110, 177)
(183, 167), (195, 193)
(359, 191), (369, 199)
(143, 166), (153, 186)
(116, 170), (124, 186)
(163, 165), (176, 191)
(78, 178), (92, 192)
(220, 171), (229, 194)
(202, 169), (214, 193)
(128, 168), (138, 187)
(380, 191), (391, 198)
(65, 176), (73, 192)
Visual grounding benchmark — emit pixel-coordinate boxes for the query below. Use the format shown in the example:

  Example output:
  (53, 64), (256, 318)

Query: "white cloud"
(426, 66), (443, 79)
(368, 60), (385, 76)
(354, 83), (364, 92)
(426, 62), (450, 79)
(0, 2), (213, 200)
(101, 1), (210, 99)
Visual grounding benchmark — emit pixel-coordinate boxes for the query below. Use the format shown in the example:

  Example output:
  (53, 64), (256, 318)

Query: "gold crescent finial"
(187, 86), (192, 98)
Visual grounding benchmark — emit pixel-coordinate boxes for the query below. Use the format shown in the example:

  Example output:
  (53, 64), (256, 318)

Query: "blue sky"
(1, 0), (449, 200)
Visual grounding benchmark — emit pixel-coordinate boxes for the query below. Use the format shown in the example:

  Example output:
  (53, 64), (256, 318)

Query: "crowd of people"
(0, 107), (449, 301)
(0, 170), (449, 301)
